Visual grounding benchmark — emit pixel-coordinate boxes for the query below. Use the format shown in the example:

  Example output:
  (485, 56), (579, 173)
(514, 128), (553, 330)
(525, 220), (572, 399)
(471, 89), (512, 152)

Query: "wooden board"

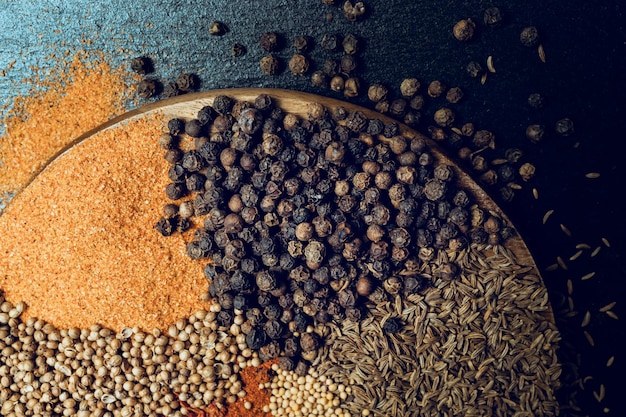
(28, 87), (554, 322)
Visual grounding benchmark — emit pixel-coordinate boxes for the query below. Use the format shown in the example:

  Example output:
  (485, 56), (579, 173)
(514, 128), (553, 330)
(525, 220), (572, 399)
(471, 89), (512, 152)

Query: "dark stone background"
(1, 1), (625, 415)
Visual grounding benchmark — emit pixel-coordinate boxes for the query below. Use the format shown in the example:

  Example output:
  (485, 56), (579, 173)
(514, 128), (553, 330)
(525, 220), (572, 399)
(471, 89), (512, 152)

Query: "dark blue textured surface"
(1, 1), (625, 415)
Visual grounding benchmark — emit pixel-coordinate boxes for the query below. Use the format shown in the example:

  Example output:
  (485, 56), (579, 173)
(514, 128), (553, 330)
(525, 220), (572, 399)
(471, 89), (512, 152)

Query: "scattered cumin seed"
(585, 172), (601, 179)
(581, 311), (591, 327)
(591, 246), (602, 257)
(605, 311), (619, 320)
(581, 272), (596, 281)
(601, 237), (611, 248)
(538, 44), (546, 63)
(542, 209), (554, 224)
(480, 72), (488, 85)
(569, 250), (583, 261)
(576, 243), (591, 250)
(451, 127), (463, 135)
(545, 263), (558, 272)
(556, 256), (568, 270)
(560, 224), (572, 237)
(606, 356), (615, 367)
(487, 56), (496, 73)
(599, 302), (616, 312)
(532, 188), (539, 200)
(583, 330), (595, 347)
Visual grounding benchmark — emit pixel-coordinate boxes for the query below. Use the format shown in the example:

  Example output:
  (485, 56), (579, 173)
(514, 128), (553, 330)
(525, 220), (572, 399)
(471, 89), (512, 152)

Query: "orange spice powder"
(0, 113), (210, 331)
(0, 50), (135, 198)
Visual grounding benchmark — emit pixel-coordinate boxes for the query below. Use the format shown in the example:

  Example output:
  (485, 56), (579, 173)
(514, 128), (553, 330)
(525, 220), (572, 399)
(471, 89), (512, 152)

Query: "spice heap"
(0, 291), (271, 416)
(263, 363), (350, 417)
(0, 115), (208, 331)
(0, 50), (134, 206)
(155, 93), (517, 370)
(314, 244), (561, 416)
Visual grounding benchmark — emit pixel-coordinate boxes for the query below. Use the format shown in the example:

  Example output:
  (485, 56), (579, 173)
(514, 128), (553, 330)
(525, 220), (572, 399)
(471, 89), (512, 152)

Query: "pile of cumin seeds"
(313, 244), (561, 417)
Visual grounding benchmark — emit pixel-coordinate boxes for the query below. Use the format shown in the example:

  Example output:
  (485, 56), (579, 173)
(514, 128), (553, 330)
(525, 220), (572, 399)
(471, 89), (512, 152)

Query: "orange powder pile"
(0, 51), (135, 198)
(0, 114), (209, 331)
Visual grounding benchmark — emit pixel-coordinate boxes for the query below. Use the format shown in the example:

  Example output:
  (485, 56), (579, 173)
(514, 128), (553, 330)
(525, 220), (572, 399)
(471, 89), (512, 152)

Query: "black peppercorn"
(209, 21), (227, 36)
(231, 43), (246, 57)
(466, 61), (483, 78)
(245, 327), (268, 350)
(520, 26), (540, 47)
(527, 93), (545, 109)
(289, 54), (310, 76)
(260, 31), (281, 52)
(453, 18), (476, 41)
(165, 182), (187, 200)
(136, 79), (158, 99)
(154, 217), (177, 236)
(130, 56), (153, 75)
(185, 173), (206, 192)
(176, 73), (198, 92)
(555, 118), (574, 136)
(168, 118), (185, 136)
(382, 318), (403, 334)
(181, 150), (206, 172)
(483, 7), (504, 27)
(162, 81), (181, 98)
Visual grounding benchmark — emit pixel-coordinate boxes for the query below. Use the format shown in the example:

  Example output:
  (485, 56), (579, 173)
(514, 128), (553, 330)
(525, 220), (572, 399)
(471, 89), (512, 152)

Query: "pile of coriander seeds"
(155, 93), (516, 370)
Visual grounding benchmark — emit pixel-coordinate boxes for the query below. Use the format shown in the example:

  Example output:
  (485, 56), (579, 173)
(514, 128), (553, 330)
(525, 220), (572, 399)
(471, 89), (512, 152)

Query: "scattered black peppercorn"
(555, 118), (575, 136)
(466, 61), (483, 78)
(231, 43), (246, 57)
(136, 79), (159, 99)
(382, 318), (403, 334)
(175, 73), (199, 92)
(289, 54), (310, 76)
(209, 21), (227, 36)
(322, 33), (342, 52)
(453, 19), (476, 41)
(162, 81), (181, 98)
(130, 56), (153, 75)
(260, 31), (281, 52)
(527, 93), (545, 109)
(520, 26), (540, 47)
(483, 7), (504, 27)
(260, 55), (280, 76)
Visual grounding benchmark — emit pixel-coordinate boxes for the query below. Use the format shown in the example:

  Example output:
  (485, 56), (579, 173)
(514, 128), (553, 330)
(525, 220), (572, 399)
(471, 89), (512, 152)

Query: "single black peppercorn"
(245, 327), (268, 350)
(130, 56), (153, 75)
(167, 118), (185, 136)
(231, 43), (246, 57)
(293, 35), (311, 53)
(209, 21), (227, 36)
(466, 61), (483, 78)
(527, 93), (545, 109)
(555, 118), (575, 136)
(453, 19), (476, 41)
(520, 26), (540, 47)
(162, 82), (181, 98)
(483, 7), (504, 27)
(136, 79), (158, 99)
(184, 119), (204, 138)
(260, 31), (281, 52)
(321, 33), (340, 51)
(175, 73), (198, 92)
(289, 54), (310, 76)
(165, 182), (187, 200)
(154, 217), (177, 236)
(382, 318), (403, 334)
(260, 55), (280, 76)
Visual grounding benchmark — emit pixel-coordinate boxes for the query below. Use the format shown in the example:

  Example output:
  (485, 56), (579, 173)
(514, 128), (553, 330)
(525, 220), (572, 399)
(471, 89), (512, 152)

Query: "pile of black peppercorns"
(154, 94), (514, 372)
